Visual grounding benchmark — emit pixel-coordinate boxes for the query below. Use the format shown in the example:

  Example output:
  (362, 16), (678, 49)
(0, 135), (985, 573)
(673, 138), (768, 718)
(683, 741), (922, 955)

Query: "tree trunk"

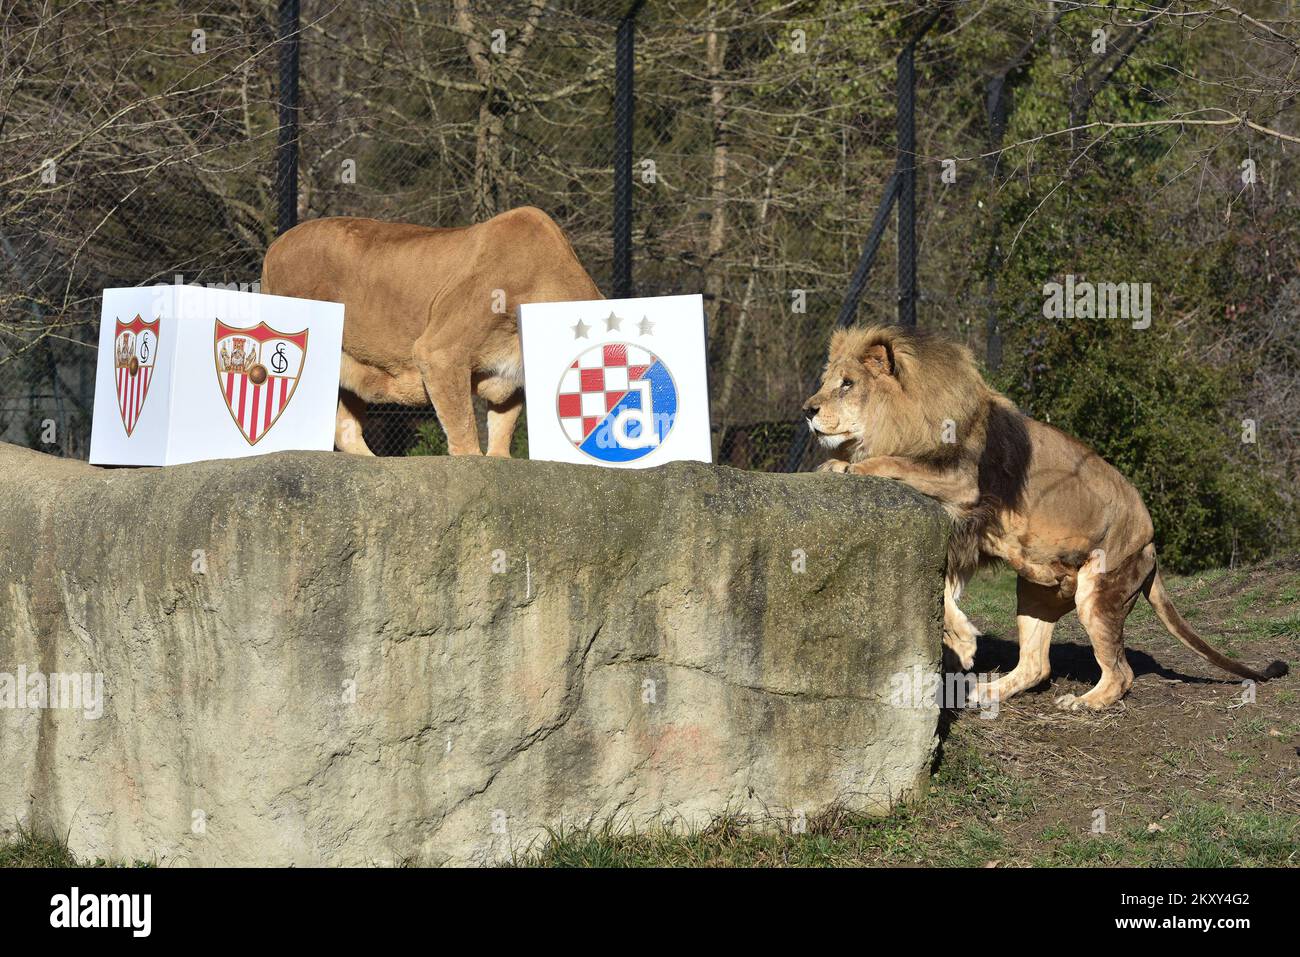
(716, 163), (776, 421)
(474, 102), (505, 220)
(703, 2), (729, 327)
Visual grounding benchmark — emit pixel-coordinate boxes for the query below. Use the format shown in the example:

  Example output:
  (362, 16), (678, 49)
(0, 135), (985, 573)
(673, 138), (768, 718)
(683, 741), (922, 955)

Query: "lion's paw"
(816, 459), (851, 474)
(1054, 693), (1085, 712)
(972, 682), (1003, 708)
(943, 631), (977, 671)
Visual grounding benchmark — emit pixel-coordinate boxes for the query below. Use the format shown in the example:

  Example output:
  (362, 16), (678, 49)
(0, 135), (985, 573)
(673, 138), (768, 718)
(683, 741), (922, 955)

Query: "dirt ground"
(934, 554), (1300, 865)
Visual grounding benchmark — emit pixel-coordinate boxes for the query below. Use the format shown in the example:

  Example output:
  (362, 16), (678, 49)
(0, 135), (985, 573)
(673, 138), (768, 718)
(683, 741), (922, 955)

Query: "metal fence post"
(612, 1), (644, 298)
(276, 0), (301, 236)
(780, 173), (903, 472)
(780, 8), (938, 472)
(984, 74), (1007, 371)
(896, 40), (917, 328)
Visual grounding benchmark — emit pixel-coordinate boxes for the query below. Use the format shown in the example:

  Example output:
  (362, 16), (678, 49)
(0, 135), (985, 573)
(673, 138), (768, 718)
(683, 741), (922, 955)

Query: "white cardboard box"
(89, 284), (344, 466)
(519, 294), (711, 467)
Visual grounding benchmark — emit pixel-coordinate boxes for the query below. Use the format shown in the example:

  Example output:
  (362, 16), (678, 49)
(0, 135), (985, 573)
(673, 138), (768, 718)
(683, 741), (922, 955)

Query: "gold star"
(571, 318), (590, 339)
(637, 315), (655, 336)
(604, 311), (623, 332)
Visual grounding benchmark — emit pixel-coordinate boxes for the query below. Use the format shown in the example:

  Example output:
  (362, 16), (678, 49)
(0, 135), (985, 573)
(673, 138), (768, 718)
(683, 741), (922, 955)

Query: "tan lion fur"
(262, 207), (602, 456)
(803, 325), (1288, 710)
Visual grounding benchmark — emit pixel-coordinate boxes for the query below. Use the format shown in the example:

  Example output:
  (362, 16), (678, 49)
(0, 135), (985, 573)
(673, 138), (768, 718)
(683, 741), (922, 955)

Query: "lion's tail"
(1143, 566), (1288, 683)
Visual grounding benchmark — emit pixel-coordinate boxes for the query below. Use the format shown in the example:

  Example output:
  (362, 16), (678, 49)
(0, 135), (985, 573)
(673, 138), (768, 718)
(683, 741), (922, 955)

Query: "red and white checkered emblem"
(556, 343), (658, 447)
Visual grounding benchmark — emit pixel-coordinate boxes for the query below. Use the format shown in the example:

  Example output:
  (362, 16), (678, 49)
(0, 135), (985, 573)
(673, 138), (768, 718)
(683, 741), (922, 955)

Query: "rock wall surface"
(0, 443), (947, 865)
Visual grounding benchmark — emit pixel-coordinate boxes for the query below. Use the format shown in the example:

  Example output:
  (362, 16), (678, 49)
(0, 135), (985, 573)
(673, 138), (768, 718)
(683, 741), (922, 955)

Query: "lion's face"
(801, 343), (896, 453)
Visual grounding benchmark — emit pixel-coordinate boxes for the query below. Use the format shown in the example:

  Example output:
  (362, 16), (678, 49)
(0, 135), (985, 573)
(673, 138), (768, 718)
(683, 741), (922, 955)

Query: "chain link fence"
(1, 1), (963, 469)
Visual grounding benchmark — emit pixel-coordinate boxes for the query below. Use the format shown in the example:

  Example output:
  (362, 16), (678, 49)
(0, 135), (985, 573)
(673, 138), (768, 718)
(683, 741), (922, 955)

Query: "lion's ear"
(863, 343), (893, 377)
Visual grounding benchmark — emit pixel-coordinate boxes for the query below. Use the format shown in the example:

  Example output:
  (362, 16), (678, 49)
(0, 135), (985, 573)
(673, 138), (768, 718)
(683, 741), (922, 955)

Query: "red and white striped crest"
(114, 314), (160, 436)
(214, 320), (309, 445)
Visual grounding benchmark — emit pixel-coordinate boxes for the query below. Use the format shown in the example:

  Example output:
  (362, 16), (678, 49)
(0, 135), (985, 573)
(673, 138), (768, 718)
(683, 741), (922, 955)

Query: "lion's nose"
(803, 404), (819, 421)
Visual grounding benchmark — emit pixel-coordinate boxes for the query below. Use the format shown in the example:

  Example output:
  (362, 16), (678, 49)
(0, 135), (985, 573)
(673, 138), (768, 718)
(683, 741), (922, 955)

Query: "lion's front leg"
(817, 456), (889, 476)
(943, 575), (979, 671)
(844, 456), (980, 509)
(816, 458), (852, 474)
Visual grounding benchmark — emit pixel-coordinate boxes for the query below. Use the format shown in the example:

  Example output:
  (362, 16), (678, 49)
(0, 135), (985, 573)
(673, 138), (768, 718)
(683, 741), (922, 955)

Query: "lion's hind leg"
(485, 394), (523, 458)
(475, 375), (523, 459)
(413, 344), (482, 456)
(335, 390), (375, 455)
(1055, 547), (1152, 711)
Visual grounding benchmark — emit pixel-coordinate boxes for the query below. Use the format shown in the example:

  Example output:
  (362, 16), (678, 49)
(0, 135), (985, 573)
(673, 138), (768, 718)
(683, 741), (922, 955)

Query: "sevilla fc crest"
(556, 342), (678, 463)
(214, 320), (308, 445)
(114, 314), (160, 436)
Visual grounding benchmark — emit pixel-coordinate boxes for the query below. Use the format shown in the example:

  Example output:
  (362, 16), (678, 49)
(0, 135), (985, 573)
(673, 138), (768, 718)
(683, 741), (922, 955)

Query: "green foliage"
(996, 317), (1280, 572)
(981, 18), (1294, 571)
(405, 420), (448, 457)
(404, 408), (530, 458)
(0, 823), (154, 868)
(0, 825), (80, 867)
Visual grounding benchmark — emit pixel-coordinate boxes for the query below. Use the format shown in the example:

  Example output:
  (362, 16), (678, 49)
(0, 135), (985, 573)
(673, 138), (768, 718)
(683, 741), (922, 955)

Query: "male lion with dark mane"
(803, 325), (1288, 710)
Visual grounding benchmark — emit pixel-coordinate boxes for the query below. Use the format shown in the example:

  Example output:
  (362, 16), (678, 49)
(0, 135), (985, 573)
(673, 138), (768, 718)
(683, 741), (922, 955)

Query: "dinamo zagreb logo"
(556, 343), (678, 463)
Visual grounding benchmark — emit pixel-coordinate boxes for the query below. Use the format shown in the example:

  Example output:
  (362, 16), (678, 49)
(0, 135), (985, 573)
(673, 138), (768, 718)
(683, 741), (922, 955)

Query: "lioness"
(803, 325), (1288, 710)
(262, 207), (602, 456)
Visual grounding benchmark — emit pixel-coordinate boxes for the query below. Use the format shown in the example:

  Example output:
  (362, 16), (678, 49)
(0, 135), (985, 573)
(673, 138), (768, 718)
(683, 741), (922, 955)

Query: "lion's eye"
(840, 379), (854, 391)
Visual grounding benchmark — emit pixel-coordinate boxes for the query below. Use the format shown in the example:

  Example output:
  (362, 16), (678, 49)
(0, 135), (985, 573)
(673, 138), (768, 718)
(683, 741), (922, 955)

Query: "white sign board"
(89, 285), (344, 466)
(519, 294), (711, 467)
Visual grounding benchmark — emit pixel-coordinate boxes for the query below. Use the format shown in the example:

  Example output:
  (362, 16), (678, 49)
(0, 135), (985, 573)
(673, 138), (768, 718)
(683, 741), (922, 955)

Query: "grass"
(0, 824), (83, 867)
(520, 743), (1028, 867)
(0, 823), (153, 868)
(1041, 804), (1299, 868)
(518, 738), (1299, 867)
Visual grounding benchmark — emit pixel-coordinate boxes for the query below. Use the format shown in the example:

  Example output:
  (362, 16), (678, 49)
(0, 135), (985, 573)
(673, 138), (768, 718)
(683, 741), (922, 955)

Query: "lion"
(803, 324), (1288, 710)
(262, 206), (602, 456)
